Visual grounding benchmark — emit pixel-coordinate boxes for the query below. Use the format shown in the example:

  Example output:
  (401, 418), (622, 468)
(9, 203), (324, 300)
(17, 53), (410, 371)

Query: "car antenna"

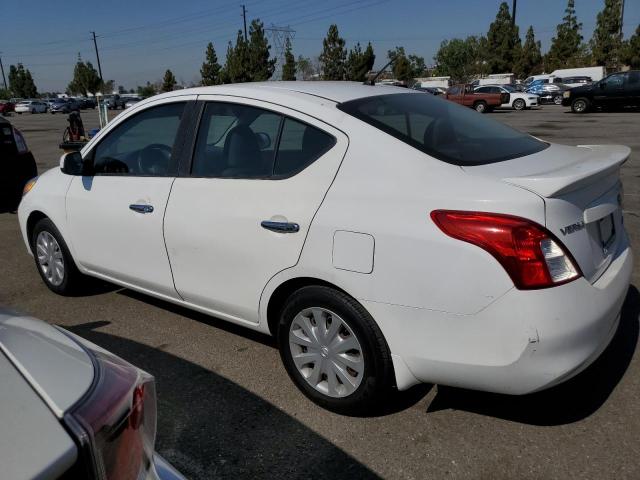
(364, 55), (398, 86)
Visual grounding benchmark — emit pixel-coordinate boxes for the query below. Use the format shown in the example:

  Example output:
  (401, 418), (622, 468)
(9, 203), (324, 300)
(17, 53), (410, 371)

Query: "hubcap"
(289, 307), (364, 398)
(36, 231), (65, 286)
(575, 101), (586, 112)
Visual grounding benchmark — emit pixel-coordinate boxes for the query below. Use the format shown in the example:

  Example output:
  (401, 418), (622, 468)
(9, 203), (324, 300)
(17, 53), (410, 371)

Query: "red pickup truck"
(444, 84), (508, 113)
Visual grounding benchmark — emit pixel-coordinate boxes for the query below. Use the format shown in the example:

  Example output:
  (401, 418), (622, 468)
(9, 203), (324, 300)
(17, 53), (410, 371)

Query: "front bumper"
(364, 234), (633, 394)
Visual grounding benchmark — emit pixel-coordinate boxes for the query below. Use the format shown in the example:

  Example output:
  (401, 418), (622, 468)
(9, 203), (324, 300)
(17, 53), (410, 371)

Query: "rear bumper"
(364, 235), (633, 394)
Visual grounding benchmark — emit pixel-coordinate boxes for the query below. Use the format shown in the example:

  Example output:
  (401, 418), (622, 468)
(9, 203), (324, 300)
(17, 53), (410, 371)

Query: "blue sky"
(2, 0), (639, 91)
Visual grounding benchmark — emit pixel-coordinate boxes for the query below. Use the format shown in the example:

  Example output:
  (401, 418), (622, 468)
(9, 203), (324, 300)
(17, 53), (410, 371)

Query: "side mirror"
(60, 151), (85, 175)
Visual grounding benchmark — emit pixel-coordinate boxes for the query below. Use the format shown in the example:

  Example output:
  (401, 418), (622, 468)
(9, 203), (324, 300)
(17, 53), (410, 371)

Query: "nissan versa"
(18, 82), (633, 413)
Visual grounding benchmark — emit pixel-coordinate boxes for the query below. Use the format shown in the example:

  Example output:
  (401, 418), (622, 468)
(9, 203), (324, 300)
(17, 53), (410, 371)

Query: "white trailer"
(474, 73), (515, 86)
(415, 76), (450, 89)
(551, 66), (605, 82)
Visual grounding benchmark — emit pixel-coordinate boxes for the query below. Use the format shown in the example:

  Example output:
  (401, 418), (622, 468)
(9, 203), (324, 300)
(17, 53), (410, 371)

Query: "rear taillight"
(12, 127), (29, 154)
(431, 210), (581, 289)
(64, 346), (157, 480)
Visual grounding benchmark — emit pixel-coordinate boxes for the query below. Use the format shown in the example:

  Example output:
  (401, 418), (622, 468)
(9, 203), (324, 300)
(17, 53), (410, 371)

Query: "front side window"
(338, 93), (548, 166)
(603, 74), (624, 90)
(92, 102), (185, 175)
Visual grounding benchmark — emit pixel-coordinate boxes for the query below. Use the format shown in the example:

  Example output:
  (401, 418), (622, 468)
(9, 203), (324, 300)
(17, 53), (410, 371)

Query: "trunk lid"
(464, 143), (630, 283)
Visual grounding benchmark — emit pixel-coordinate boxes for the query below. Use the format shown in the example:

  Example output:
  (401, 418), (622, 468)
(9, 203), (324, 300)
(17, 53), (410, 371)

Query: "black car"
(412, 86), (442, 95)
(563, 70), (640, 113)
(103, 94), (127, 109)
(0, 117), (37, 211)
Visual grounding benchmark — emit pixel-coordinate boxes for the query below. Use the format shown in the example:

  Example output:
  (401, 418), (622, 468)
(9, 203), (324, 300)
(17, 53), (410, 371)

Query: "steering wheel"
(137, 143), (172, 175)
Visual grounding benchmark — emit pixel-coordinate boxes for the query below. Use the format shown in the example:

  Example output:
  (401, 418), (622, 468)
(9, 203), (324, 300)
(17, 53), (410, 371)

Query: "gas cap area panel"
(332, 230), (375, 274)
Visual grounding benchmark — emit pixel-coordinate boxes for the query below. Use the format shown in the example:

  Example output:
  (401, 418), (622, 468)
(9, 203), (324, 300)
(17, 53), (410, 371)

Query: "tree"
(387, 47), (426, 83)
(486, 2), (521, 73)
(296, 56), (316, 80)
(516, 26), (543, 78)
(434, 37), (489, 82)
(247, 19), (276, 81)
(223, 31), (251, 83)
(137, 82), (156, 97)
(620, 24), (640, 68)
(67, 60), (102, 96)
(0, 88), (10, 100)
(8, 63), (38, 98)
(102, 79), (115, 94)
(545, 0), (586, 71)
(201, 42), (222, 86)
(161, 70), (177, 92)
(117, 85), (125, 94)
(319, 24), (347, 80)
(590, 0), (623, 68)
(346, 42), (375, 81)
(282, 37), (296, 81)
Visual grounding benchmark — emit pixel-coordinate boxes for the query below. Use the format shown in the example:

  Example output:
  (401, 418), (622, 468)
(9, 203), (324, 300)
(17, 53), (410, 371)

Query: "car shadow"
(426, 285), (640, 426)
(117, 289), (433, 416)
(67, 321), (382, 480)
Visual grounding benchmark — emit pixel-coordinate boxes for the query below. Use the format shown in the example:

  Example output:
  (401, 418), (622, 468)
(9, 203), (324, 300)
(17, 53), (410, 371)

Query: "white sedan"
(14, 100), (48, 114)
(475, 85), (539, 110)
(18, 82), (632, 413)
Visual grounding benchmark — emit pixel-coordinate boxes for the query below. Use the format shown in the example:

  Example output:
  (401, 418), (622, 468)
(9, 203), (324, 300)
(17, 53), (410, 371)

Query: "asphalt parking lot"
(1, 105), (639, 480)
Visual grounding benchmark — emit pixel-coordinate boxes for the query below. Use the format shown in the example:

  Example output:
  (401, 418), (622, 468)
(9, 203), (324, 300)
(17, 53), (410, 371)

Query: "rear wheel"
(474, 101), (487, 113)
(278, 286), (394, 414)
(512, 98), (526, 110)
(31, 218), (85, 295)
(571, 98), (590, 113)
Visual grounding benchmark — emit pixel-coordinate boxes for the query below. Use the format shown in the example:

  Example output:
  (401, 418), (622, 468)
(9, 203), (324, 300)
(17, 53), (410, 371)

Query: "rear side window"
(338, 93), (548, 166)
(274, 118), (336, 177)
(192, 102), (335, 178)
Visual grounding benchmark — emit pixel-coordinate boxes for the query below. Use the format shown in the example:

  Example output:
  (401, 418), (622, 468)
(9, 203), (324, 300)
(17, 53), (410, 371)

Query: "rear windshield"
(337, 93), (548, 166)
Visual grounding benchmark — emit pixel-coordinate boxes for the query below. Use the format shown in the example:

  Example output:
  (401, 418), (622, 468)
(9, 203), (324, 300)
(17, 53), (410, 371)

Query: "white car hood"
(0, 309), (94, 417)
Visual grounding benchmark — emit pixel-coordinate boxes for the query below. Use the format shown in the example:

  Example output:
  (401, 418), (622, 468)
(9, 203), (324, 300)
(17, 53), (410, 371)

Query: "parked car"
(15, 100), (48, 114)
(558, 76), (592, 88)
(0, 116), (37, 211)
(125, 97), (143, 108)
(412, 86), (442, 95)
(18, 83), (632, 413)
(445, 83), (507, 112)
(0, 308), (185, 480)
(104, 94), (127, 110)
(77, 97), (96, 109)
(563, 70), (640, 113)
(526, 80), (570, 104)
(0, 100), (15, 115)
(50, 99), (71, 114)
(474, 84), (538, 110)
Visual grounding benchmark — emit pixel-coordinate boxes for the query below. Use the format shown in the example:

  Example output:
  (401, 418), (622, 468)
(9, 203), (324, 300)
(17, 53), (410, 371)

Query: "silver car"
(0, 308), (185, 480)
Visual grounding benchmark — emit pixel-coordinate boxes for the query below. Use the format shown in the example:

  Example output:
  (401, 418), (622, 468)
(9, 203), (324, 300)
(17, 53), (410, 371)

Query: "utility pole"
(0, 53), (7, 90)
(266, 25), (296, 80)
(242, 5), (248, 41)
(91, 31), (103, 82)
(619, 0), (625, 38)
(511, 0), (517, 26)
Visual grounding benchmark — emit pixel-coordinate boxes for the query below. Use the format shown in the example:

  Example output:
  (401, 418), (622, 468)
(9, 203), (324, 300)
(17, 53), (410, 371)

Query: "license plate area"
(598, 214), (615, 252)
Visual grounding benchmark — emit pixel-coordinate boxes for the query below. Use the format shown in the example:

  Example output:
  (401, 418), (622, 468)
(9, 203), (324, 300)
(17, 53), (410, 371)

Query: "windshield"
(338, 93), (548, 166)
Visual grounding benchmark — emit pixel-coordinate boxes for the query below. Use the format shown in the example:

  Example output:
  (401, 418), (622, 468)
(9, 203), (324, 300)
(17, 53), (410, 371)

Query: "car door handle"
(261, 220), (299, 233)
(129, 204), (154, 214)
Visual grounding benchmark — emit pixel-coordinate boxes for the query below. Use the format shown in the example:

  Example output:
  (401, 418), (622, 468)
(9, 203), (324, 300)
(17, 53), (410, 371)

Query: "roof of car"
(157, 81), (416, 104)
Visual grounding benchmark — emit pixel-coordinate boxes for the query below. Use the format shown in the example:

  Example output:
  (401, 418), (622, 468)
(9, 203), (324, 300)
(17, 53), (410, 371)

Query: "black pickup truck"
(563, 70), (640, 113)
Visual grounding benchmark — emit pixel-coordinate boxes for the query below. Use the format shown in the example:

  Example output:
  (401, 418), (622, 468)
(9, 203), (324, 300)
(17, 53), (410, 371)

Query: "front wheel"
(278, 286), (394, 414)
(31, 218), (85, 295)
(571, 98), (590, 114)
(553, 95), (563, 105)
(512, 98), (526, 110)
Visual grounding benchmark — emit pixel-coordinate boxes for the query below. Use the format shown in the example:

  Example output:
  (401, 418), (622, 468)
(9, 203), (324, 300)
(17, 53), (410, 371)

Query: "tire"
(474, 101), (487, 113)
(278, 286), (394, 414)
(31, 218), (84, 296)
(31, 109), (35, 114)
(553, 95), (563, 105)
(512, 98), (526, 110)
(571, 97), (590, 114)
